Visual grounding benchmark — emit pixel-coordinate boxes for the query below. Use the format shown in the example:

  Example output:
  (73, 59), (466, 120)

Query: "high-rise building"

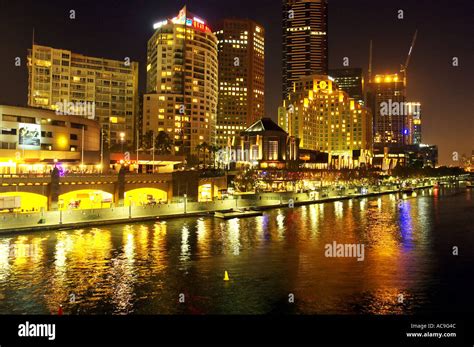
(144, 6), (218, 157)
(214, 19), (265, 149)
(328, 68), (364, 105)
(366, 73), (407, 146)
(405, 102), (422, 145)
(282, 0), (328, 101)
(280, 75), (372, 168)
(27, 44), (139, 148)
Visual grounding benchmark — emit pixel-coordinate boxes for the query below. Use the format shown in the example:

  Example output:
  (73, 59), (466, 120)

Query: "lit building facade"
(328, 68), (364, 105)
(215, 19), (265, 148)
(234, 118), (299, 170)
(144, 7), (218, 157)
(282, 0), (328, 100)
(366, 73), (407, 146)
(404, 102), (422, 145)
(27, 44), (139, 148)
(373, 143), (438, 170)
(0, 105), (100, 174)
(280, 75), (372, 168)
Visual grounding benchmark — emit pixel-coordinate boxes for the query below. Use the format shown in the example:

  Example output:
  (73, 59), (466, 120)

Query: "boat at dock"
(214, 208), (263, 219)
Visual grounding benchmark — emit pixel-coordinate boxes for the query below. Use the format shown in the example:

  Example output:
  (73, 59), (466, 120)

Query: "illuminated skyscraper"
(282, 0), (328, 101)
(366, 73), (407, 146)
(27, 44), (139, 148)
(405, 102), (422, 145)
(144, 6), (218, 157)
(329, 68), (364, 105)
(214, 19), (265, 148)
(280, 75), (373, 168)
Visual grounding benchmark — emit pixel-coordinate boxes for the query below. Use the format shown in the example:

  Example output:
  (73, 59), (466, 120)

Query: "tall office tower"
(328, 68), (364, 105)
(280, 75), (373, 168)
(282, 0), (328, 101)
(28, 44), (139, 148)
(145, 6), (218, 157)
(404, 102), (421, 145)
(366, 73), (407, 146)
(214, 19), (265, 149)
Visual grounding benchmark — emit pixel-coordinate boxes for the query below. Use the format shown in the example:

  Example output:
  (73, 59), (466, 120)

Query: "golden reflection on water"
(152, 222), (167, 272)
(0, 188), (467, 314)
(0, 239), (10, 282)
(227, 218), (241, 256)
(334, 201), (344, 219)
(180, 225), (190, 262)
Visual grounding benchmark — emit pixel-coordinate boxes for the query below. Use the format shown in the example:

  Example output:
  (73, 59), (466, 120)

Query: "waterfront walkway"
(0, 183), (435, 235)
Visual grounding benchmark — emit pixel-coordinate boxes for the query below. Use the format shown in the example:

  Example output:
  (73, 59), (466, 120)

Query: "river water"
(0, 186), (472, 315)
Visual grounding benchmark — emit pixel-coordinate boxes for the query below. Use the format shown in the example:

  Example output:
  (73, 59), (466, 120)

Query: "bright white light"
(153, 20), (167, 29)
(193, 17), (204, 24)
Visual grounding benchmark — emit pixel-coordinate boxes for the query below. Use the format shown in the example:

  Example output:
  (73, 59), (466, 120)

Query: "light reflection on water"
(0, 187), (473, 315)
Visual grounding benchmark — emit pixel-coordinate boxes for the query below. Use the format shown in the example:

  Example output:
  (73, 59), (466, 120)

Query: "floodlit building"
(215, 19), (265, 148)
(404, 102), (422, 145)
(366, 73), (407, 146)
(27, 44), (139, 148)
(0, 104), (100, 174)
(282, 0), (328, 100)
(144, 6), (218, 157)
(280, 75), (373, 168)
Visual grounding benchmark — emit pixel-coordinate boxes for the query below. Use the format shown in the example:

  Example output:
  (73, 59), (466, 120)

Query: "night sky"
(0, 0), (472, 165)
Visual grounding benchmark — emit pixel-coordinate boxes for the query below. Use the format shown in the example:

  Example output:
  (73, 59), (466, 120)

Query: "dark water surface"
(0, 187), (472, 314)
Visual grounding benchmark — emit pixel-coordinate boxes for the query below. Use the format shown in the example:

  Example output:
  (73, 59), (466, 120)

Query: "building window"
(268, 141), (278, 161)
(251, 144), (259, 160)
(1, 128), (16, 135)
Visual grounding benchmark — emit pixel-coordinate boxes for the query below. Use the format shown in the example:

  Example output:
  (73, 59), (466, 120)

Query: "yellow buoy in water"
(224, 271), (230, 281)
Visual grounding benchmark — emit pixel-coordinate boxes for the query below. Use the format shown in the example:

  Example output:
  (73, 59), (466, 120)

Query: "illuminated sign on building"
(191, 20), (210, 32)
(18, 123), (41, 150)
(153, 8), (211, 33)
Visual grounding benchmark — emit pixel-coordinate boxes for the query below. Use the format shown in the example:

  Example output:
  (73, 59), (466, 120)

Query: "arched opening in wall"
(59, 190), (113, 210)
(0, 192), (47, 213)
(125, 188), (168, 207)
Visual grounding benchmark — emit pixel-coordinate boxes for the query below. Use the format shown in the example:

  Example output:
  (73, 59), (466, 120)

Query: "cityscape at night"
(0, 0), (473, 345)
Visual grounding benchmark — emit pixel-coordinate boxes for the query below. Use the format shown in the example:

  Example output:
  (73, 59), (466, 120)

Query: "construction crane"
(368, 40), (373, 83)
(400, 30), (418, 86)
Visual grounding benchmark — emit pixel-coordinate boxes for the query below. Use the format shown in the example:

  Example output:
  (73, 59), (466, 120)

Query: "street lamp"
(120, 132), (125, 154)
(100, 127), (104, 174)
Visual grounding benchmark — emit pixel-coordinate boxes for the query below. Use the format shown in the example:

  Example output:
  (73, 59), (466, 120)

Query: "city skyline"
(0, 1), (473, 343)
(0, 0), (472, 165)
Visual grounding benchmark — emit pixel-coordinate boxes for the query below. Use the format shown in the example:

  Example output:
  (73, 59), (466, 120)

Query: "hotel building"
(282, 0), (328, 100)
(27, 44), (139, 148)
(144, 6), (218, 157)
(214, 19), (265, 148)
(280, 75), (372, 168)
